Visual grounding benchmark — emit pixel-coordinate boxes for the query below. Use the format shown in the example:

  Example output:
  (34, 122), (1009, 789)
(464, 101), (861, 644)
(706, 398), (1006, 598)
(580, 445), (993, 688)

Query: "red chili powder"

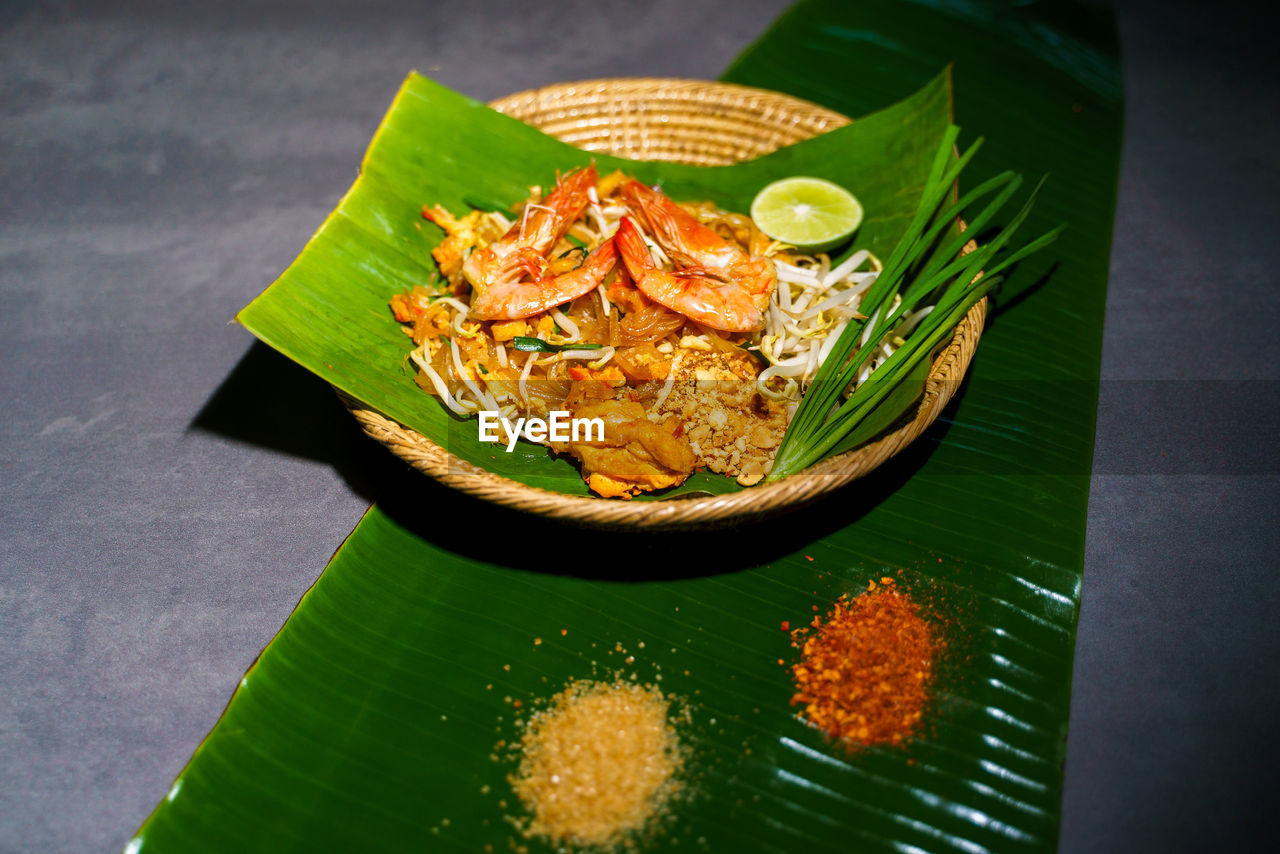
(789, 578), (940, 748)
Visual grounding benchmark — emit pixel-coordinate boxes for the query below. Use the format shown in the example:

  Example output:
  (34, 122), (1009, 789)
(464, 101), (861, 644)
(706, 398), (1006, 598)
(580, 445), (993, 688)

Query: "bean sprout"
(410, 348), (469, 415)
(517, 351), (536, 404)
(653, 351), (684, 410)
(585, 186), (612, 236)
(450, 335), (500, 412)
(549, 309), (580, 342)
(757, 250), (887, 400)
(558, 347), (615, 366)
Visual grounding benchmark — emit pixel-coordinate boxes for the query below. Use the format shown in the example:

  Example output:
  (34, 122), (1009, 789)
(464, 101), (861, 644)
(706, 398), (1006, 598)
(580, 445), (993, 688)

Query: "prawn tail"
(615, 217), (656, 280)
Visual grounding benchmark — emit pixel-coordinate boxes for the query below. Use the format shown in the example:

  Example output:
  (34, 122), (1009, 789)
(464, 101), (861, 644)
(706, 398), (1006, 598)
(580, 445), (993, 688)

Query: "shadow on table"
(191, 341), (400, 502)
(193, 341), (960, 580)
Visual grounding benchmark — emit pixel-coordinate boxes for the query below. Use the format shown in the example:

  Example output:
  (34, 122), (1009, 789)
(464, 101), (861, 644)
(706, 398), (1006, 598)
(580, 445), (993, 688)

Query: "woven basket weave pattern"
(489, 79), (848, 164)
(347, 78), (985, 528)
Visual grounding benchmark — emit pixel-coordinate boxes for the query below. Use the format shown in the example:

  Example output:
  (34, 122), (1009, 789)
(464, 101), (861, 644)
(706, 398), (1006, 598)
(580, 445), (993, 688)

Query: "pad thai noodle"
(389, 165), (914, 498)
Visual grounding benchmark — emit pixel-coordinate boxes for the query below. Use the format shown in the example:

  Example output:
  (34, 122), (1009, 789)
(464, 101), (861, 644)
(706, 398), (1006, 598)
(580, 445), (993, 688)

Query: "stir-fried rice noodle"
(390, 168), (933, 497)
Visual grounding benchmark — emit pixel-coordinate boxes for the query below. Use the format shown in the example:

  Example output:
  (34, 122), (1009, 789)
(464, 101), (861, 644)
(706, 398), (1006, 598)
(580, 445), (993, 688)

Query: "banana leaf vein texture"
(135, 0), (1121, 851)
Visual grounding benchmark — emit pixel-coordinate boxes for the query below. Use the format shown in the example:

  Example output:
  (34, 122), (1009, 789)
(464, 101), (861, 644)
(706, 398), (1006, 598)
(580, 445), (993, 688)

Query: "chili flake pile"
(790, 578), (940, 748)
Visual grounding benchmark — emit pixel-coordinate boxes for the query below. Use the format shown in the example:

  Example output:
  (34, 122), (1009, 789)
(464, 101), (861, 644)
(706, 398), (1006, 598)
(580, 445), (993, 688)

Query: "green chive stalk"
(767, 128), (1063, 481)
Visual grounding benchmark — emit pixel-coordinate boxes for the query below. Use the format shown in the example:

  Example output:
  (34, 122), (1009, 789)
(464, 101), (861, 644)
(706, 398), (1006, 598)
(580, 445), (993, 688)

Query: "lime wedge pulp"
(750, 176), (863, 253)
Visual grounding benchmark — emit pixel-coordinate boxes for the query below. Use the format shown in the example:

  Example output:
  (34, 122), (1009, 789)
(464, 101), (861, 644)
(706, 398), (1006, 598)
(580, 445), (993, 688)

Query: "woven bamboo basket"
(346, 78), (985, 529)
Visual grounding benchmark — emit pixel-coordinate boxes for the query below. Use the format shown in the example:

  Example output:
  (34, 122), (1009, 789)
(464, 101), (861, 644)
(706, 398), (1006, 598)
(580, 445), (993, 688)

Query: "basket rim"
(345, 78), (984, 529)
(486, 76), (850, 119)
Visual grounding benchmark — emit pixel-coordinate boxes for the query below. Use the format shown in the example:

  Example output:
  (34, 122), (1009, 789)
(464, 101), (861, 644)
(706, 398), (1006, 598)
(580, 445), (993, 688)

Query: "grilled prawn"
(464, 165), (602, 319)
(617, 180), (776, 332)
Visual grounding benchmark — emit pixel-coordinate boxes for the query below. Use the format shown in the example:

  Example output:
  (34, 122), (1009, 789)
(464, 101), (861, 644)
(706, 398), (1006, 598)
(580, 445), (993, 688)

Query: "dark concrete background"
(1, 0), (1276, 851)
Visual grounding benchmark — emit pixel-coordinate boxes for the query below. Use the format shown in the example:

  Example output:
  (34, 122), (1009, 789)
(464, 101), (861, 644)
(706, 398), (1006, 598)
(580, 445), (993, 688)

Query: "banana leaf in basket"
(236, 68), (955, 500)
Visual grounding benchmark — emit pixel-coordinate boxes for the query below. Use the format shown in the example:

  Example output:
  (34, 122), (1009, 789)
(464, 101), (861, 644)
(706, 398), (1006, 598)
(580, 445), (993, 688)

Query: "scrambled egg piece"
(421, 204), (506, 286)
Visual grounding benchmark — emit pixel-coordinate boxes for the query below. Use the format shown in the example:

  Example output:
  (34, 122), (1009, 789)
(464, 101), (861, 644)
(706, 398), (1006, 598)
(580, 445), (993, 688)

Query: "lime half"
(750, 176), (863, 253)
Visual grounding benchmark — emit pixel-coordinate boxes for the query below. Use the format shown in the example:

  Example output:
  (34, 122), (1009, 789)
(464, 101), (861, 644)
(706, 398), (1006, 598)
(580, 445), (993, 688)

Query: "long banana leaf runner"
(134, 1), (1121, 851)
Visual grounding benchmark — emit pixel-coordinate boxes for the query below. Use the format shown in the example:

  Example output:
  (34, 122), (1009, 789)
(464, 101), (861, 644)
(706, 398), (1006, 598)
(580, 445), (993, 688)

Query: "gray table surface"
(2, 0), (1277, 851)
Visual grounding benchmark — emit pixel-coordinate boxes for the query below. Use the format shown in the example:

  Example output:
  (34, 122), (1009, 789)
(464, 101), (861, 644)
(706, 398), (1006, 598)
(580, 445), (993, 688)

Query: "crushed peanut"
(655, 350), (788, 485)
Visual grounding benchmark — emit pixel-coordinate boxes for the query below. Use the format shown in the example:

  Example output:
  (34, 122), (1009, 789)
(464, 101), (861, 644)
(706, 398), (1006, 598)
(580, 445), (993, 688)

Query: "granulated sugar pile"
(509, 679), (686, 848)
